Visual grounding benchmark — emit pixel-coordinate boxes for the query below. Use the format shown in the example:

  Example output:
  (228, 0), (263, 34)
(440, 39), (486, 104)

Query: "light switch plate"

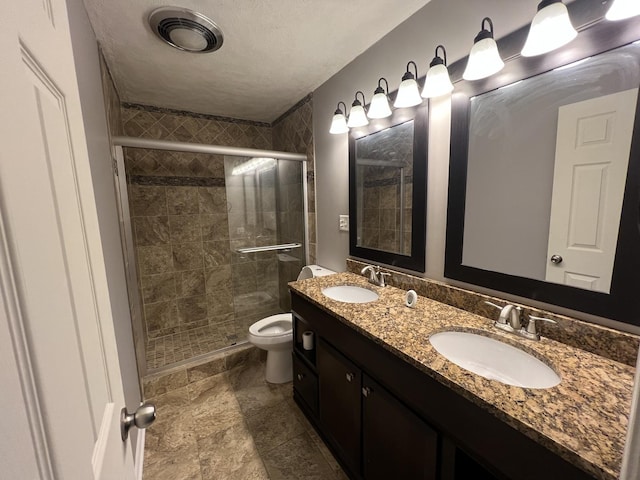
(339, 215), (349, 232)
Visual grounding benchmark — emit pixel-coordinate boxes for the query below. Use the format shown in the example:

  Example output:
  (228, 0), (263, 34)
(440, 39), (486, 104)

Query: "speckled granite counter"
(289, 272), (636, 480)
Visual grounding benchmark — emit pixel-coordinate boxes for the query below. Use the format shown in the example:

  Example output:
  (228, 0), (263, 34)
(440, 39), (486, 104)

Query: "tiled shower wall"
(121, 97), (315, 365)
(122, 106), (272, 346)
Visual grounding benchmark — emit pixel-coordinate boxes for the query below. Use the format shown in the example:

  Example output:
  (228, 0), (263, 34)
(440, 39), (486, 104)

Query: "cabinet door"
(317, 338), (362, 476)
(293, 353), (318, 416)
(362, 374), (438, 480)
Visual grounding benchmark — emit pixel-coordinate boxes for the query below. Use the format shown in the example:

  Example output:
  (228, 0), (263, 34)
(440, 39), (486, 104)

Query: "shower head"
(148, 7), (224, 53)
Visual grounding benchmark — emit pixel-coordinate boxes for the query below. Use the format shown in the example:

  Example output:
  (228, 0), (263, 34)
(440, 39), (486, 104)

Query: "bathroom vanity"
(289, 272), (635, 480)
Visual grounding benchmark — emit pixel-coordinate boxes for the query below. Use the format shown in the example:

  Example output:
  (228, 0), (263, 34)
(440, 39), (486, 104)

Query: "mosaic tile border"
(129, 174), (226, 187)
(364, 175), (414, 188)
(272, 93), (313, 126)
(346, 258), (640, 366)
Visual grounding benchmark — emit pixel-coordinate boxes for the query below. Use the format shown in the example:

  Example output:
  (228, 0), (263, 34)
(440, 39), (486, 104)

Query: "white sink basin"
(429, 331), (560, 389)
(322, 285), (379, 303)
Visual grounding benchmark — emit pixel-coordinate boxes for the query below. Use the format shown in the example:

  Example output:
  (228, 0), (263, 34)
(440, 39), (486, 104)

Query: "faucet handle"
(521, 315), (557, 340)
(484, 301), (504, 310)
(378, 272), (391, 287)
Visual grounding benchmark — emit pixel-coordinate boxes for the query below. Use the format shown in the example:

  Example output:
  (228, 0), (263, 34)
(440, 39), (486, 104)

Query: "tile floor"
(143, 356), (347, 479)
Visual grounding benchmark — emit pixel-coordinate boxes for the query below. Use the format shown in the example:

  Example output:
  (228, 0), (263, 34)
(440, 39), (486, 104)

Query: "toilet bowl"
(248, 313), (294, 383)
(247, 264), (335, 383)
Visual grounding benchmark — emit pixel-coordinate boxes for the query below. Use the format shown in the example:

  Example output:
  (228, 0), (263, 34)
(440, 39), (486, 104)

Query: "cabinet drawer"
(293, 353), (318, 415)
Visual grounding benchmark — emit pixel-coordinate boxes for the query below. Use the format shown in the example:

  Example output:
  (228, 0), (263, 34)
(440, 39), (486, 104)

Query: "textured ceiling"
(83, 0), (433, 122)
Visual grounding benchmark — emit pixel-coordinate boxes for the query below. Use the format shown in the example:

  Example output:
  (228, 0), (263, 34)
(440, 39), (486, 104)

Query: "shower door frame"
(111, 138), (309, 375)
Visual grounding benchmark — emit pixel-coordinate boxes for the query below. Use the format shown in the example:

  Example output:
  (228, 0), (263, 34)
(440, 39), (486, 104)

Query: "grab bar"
(236, 243), (302, 254)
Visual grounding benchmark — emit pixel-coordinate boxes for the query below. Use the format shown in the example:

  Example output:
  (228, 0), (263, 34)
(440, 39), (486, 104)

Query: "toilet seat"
(248, 313), (293, 345)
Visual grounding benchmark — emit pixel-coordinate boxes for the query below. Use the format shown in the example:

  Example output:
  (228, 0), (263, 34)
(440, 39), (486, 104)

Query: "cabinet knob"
(346, 372), (354, 382)
(362, 387), (372, 397)
(297, 373), (305, 381)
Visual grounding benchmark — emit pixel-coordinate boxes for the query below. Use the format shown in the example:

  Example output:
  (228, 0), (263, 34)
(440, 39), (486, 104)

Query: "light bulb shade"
(422, 64), (454, 98)
(329, 112), (348, 134)
(347, 104), (369, 128)
(606, 0), (640, 20)
(394, 78), (422, 108)
(521, 1), (577, 57)
(463, 37), (505, 81)
(368, 92), (392, 119)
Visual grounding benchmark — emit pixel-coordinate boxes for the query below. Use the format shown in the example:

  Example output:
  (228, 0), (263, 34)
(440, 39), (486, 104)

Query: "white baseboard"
(135, 429), (146, 480)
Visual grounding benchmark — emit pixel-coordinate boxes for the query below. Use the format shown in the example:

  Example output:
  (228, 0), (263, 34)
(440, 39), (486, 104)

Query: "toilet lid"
(249, 313), (293, 336)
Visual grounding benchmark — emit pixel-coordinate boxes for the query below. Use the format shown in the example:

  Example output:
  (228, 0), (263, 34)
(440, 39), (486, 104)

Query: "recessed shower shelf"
(236, 243), (302, 254)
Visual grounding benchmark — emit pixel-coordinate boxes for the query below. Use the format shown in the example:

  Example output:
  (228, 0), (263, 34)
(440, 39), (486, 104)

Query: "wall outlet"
(339, 215), (349, 232)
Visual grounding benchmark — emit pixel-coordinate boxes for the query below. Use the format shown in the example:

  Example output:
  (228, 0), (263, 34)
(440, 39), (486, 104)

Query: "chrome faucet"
(485, 301), (522, 333)
(485, 302), (556, 341)
(361, 265), (391, 287)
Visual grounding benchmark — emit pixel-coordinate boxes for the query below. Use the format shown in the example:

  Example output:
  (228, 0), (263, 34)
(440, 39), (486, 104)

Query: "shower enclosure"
(113, 139), (307, 374)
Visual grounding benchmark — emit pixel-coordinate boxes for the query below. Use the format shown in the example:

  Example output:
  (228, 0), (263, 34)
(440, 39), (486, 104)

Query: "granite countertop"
(289, 272), (636, 480)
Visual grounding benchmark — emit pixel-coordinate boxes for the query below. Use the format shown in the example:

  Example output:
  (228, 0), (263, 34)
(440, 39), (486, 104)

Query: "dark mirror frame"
(445, 4), (640, 325)
(349, 104), (428, 272)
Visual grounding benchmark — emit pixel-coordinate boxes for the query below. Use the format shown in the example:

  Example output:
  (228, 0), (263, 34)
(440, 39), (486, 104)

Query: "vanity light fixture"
(421, 45), (454, 98)
(521, 1), (577, 57)
(367, 78), (393, 119)
(347, 91), (369, 128)
(463, 17), (505, 81)
(393, 61), (423, 108)
(329, 101), (349, 134)
(606, 0), (640, 20)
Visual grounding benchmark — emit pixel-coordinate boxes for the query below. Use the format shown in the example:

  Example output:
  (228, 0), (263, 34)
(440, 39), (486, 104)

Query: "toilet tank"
(297, 265), (335, 280)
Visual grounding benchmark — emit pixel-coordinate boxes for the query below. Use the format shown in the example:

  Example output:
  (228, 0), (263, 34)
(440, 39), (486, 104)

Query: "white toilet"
(248, 264), (335, 383)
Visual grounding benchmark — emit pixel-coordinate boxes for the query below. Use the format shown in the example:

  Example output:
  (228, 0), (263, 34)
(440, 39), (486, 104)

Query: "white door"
(546, 88), (638, 293)
(0, 0), (137, 478)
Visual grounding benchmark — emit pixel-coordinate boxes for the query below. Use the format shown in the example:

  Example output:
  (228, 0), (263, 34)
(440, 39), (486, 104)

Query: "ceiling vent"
(148, 7), (224, 53)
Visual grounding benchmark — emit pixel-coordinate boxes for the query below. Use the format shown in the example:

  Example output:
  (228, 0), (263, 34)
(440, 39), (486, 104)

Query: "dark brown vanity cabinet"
(317, 338), (362, 475)
(361, 374), (438, 480)
(291, 292), (594, 480)
(293, 300), (438, 479)
(315, 337), (438, 479)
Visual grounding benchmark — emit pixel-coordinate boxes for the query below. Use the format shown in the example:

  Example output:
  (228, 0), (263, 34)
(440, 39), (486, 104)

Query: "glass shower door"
(224, 156), (306, 336)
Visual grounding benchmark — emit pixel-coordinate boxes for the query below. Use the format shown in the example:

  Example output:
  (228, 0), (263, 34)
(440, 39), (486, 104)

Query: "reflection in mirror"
(462, 43), (640, 294)
(446, 13), (640, 324)
(349, 105), (427, 272)
(356, 120), (413, 255)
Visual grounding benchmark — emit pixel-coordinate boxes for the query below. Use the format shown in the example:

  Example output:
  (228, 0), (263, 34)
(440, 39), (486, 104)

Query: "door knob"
(121, 403), (156, 441)
(550, 254), (563, 264)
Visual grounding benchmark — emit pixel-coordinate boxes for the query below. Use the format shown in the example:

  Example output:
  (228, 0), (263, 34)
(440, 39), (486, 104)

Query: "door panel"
(0, 0), (135, 477)
(546, 88), (638, 293)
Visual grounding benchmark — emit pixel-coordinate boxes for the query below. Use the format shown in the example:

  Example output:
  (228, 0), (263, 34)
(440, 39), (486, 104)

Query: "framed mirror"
(349, 105), (427, 272)
(446, 11), (640, 325)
